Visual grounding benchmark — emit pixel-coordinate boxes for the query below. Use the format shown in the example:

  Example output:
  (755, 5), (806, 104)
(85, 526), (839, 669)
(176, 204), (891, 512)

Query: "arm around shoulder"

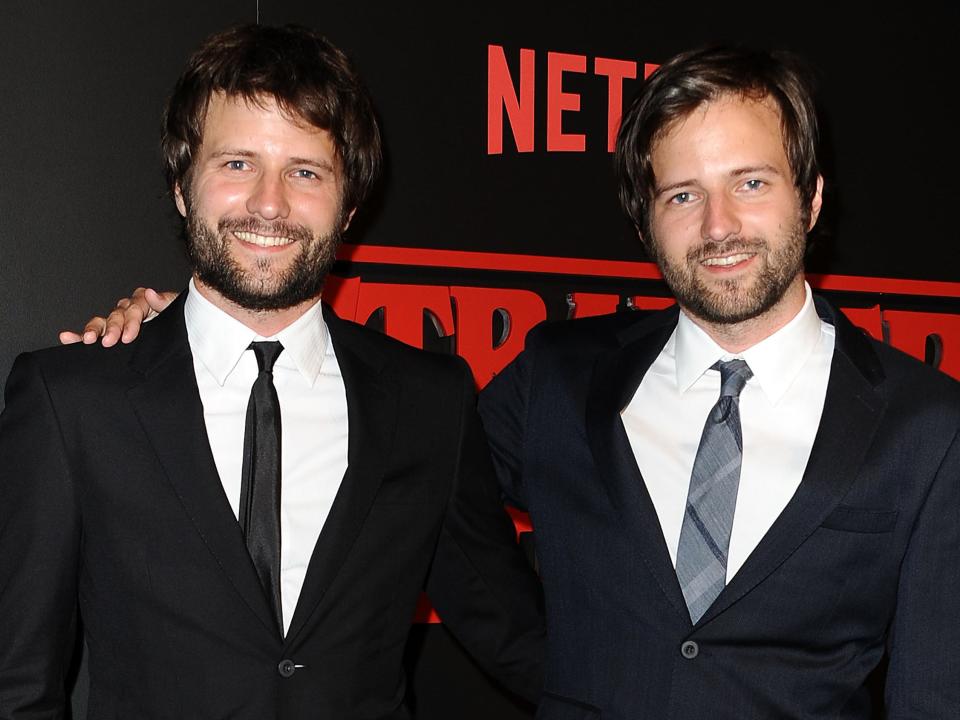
(478, 339), (539, 511)
(425, 359), (545, 704)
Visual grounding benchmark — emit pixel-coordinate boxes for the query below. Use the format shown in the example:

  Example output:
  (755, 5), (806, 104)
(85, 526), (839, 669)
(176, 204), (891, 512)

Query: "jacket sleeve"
(0, 353), (80, 719)
(477, 340), (537, 511)
(425, 359), (545, 705)
(885, 424), (960, 717)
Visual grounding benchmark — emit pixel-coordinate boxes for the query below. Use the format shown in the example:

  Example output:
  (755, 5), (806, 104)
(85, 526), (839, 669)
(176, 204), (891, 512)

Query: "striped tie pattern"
(676, 359), (753, 624)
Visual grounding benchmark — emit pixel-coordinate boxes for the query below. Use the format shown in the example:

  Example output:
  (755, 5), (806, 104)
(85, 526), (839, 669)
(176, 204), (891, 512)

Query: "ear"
(173, 183), (187, 218)
(806, 174), (824, 231)
(635, 223), (652, 252)
(342, 207), (356, 232)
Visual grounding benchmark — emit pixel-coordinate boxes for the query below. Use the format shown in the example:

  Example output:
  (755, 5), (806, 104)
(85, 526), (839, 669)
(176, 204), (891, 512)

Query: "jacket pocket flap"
(821, 505), (898, 533)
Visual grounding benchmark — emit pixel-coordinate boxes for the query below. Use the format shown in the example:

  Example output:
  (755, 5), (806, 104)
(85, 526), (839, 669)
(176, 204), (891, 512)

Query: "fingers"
(114, 297), (145, 345)
(144, 288), (178, 313)
(58, 316), (109, 346)
(58, 331), (83, 345)
(118, 287), (177, 343)
(57, 287), (179, 347)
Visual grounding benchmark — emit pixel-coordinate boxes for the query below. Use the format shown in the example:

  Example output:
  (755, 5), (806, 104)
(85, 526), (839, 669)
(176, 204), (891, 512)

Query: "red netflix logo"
(487, 45), (659, 154)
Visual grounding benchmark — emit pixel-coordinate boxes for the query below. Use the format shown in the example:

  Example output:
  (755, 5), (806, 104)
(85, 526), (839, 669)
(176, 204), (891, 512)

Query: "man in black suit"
(478, 47), (960, 718)
(0, 24), (543, 719)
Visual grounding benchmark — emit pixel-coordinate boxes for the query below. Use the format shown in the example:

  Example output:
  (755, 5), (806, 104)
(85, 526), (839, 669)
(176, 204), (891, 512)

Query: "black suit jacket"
(0, 295), (544, 719)
(479, 297), (960, 720)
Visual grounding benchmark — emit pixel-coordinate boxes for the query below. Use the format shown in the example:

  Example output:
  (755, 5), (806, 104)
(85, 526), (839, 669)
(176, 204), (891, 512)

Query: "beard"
(650, 221), (806, 326)
(184, 203), (344, 313)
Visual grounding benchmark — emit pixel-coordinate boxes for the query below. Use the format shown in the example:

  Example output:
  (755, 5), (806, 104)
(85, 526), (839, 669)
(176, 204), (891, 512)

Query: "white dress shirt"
(622, 283), (835, 581)
(184, 280), (349, 634)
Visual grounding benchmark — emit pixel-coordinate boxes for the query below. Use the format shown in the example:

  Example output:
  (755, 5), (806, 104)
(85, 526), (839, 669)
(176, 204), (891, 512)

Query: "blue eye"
(671, 192), (692, 205)
(292, 169), (318, 179)
(226, 160), (247, 171)
(744, 179), (764, 190)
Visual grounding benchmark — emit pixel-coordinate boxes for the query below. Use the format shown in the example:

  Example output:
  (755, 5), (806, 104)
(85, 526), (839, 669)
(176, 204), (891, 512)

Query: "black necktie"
(239, 340), (284, 635)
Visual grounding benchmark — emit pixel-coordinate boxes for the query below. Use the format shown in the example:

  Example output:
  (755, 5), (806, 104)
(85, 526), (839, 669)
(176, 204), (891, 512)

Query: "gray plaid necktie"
(676, 359), (753, 624)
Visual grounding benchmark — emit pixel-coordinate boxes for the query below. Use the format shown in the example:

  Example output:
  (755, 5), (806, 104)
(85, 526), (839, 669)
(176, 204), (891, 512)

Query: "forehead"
(198, 92), (336, 157)
(651, 94), (788, 179)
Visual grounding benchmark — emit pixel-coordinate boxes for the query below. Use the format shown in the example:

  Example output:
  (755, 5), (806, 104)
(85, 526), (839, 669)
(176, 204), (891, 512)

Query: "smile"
(234, 230), (296, 248)
(702, 253), (754, 267)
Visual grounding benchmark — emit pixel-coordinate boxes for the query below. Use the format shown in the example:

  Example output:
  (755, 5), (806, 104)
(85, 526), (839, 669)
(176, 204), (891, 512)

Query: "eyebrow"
(729, 164), (783, 179)
(288, 156), (336, 173)
(654, 164), (785, 196)
(207, 149), (336, 173)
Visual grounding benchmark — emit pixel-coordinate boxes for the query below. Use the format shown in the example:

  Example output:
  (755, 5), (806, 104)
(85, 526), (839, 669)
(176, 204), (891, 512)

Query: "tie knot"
(250, 341), (284, 374)
(717, 359), (752, 399)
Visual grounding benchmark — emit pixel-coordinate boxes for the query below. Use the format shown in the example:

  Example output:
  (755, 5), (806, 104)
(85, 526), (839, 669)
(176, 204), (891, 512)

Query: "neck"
(684, 275), (807, 354)
(193, 276), (321, 337)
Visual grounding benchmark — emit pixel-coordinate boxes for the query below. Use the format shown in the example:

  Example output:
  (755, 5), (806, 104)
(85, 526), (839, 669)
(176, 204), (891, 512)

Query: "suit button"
(278, 659), (296, 678)
(681, 641), (699, 659)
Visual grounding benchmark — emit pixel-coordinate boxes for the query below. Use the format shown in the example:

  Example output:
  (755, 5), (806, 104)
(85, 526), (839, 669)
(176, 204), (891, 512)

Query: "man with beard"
(478, 47), (960, 718)
(61, 47), (960, 718)
(0, 24), (544, 719)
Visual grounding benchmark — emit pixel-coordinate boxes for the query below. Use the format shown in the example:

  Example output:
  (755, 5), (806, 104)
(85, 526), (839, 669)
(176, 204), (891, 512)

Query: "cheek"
(193, 179), (250, 218)
(744, 195), (805, 234)
(291, 192), (343, 233)
(651, 212), (699, 257)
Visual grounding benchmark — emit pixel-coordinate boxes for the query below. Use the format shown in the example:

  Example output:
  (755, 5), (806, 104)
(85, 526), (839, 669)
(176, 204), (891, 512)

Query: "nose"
(700, 195), (741, 242)
(245, 173), (291, 220)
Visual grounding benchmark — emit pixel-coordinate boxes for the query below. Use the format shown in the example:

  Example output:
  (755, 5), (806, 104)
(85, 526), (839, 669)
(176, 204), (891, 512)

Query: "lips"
(233, 230), (296, 248)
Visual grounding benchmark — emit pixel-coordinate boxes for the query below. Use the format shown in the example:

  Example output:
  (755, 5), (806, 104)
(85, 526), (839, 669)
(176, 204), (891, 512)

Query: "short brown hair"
(161, 24), (382, 214)
(615, 46), (821, 245)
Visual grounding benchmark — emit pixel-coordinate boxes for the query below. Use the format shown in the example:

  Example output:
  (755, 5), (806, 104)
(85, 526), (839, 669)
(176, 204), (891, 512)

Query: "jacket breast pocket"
(821, 504), (898, 533)
(536, 692), (601, 719)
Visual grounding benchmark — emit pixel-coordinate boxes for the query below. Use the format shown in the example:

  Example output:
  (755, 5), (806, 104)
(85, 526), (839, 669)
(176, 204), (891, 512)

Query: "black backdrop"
(2, 2), (959, 717)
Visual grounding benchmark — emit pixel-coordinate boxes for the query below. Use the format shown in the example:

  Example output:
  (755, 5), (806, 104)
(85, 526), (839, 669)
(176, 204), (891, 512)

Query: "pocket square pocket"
(536, 692), (601, 719)
(821, 505), (898, 533)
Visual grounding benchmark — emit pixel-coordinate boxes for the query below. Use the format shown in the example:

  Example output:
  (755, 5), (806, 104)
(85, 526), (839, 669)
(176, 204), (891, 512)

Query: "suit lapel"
(585, 307), (692, 623)
(701, 298), (887, 624)
(124, 294), (280, 637)
(285, 308), (399, 646)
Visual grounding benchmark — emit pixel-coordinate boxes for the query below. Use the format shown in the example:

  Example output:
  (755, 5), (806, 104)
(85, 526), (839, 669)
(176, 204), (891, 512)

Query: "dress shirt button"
(278, 659), (296, 678)
(680, 640), (699, 659)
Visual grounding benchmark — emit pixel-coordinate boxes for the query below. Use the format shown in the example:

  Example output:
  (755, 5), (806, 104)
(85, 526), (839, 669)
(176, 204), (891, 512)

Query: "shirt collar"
(184, 278), (329, 387)
(674, 282), (824, 404)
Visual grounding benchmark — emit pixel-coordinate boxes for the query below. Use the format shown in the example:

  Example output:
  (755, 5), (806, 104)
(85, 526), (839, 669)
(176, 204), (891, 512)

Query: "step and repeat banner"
(2, 2), (958, 718)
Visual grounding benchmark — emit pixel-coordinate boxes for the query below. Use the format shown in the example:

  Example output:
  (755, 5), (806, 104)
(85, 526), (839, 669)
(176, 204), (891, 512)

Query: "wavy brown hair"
(161, 24), (382, 214)
(615, 46), (821, 247)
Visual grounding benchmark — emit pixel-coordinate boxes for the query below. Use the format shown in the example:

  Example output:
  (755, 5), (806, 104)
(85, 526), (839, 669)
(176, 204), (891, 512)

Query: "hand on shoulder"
(59, 287), (179, 347)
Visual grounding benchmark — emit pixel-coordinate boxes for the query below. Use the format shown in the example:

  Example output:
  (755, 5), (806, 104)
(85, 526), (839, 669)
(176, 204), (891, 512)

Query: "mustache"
(687, 237), (766, 262)
(216, 216), (315, 243)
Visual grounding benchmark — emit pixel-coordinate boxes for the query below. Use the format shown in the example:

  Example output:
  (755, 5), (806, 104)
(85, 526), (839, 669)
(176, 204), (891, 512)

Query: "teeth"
(703, 253), (752, 267)
(234, 231), (295, 248)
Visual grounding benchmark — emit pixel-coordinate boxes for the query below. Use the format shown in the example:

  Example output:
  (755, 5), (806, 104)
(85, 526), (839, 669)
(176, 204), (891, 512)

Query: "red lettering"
(569, 292), (620, 318)
(321, 275), (361, 322)
(839, 305), (883, 341)
(630, 295), (675, 311)
(547, 52), (587, 152)
(594, 57), (637, 152)
(354, 283), (455, 349)
(487, 45), (535, 154)
(506, 506), (533, 539)
(644, 62), (659, 79)
(450, 286), (547, 389)
(883, 309), (960, 380)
